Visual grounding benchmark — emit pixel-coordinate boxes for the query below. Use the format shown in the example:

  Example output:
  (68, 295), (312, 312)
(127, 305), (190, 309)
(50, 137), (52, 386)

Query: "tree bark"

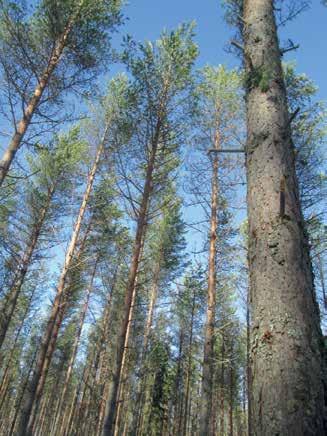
(16, 133), (105, 436)
(246, 287), (252, 436)
(200, 134), (219, 436)
(102, 123), (160, 436)
(243, 1), (326, 434)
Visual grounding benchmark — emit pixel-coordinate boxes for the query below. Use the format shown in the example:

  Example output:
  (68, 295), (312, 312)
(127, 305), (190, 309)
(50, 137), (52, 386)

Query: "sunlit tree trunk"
(201, 132), (219, 436)
(102, 122), (161, 436)
(243, 0), (326, 434)
(17, 132), (106, 436)
(52, 259), (98, 433)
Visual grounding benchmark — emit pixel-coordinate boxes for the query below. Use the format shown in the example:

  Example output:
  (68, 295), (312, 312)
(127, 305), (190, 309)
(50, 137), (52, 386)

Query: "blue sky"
(115, 0), (327, 102)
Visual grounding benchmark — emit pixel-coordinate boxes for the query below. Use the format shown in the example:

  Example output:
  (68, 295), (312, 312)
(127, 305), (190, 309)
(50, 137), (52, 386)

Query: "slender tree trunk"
(0, 5), (83, 186)
(0, 184), (55, 348)
(9, 348), (37, 435)
(183, 287), (196, 436)
(132, 257), (162, 434)
(172, 327), (185, 436)
(201, 134), (219, 436)
(0, 280), (37, 393)
(102, 124), (160, 436)
(220, 339), (225, 435)
(16, 133), (106, 436)
(229, 361), (233, 436)
(317, 254), (327, 309)
(52, 259), (98, 433)
(143, 259), (161, 354)
(242, 1), (326, 434)
(62, 364), (90, 436)
(110, 244), (145, 436)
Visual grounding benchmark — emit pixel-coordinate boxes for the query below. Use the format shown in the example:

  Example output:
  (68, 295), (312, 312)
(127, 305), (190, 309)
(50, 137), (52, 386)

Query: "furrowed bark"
(243, 0), (326, 434)
(16, 133), (105, 436)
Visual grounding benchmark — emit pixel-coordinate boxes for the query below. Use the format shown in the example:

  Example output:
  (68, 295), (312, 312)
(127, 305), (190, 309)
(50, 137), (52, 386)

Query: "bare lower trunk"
(102, 127), (160, 436)
(105, 245), (144, 436)
(220, 339), (225, 435)
(183, 288), (196, 436)
(132, 258), (162, 434)
(243, 1), (326, 434)
(52, 260), (97, 433)
(229, 363), (233, 436)
(16, 135), (105, 436)
(9, 348), (37, 435)
(201, 143), (219, 436)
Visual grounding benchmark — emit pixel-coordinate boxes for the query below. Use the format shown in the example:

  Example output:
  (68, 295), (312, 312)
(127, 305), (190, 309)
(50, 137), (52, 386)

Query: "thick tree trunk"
(0, 9), (80, 186)
(243, 1), (326, 434)
(0, 185), (55, 348)
(102, 124), (160, 436)
(201, 138), (219, 436)
(16, 135), (105, 436)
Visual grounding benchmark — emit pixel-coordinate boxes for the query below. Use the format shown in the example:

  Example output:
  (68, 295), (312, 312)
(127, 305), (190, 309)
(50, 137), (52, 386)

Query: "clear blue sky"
(116, 0), (327, 102)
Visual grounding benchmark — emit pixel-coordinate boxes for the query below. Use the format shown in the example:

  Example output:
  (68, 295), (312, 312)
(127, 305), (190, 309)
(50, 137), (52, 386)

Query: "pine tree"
(0, 0), (123, 186)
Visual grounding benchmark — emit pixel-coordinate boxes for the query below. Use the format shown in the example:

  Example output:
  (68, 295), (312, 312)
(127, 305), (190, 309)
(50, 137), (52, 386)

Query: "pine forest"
(0, 1), (326, 435)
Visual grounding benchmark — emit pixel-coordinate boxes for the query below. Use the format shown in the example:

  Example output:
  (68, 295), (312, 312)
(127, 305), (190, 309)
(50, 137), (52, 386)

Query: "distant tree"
(191, 64), (243, 436)
(102, 24), (198, 436)
(0, 128), (85, 348)
(16, 74), (129, 436)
